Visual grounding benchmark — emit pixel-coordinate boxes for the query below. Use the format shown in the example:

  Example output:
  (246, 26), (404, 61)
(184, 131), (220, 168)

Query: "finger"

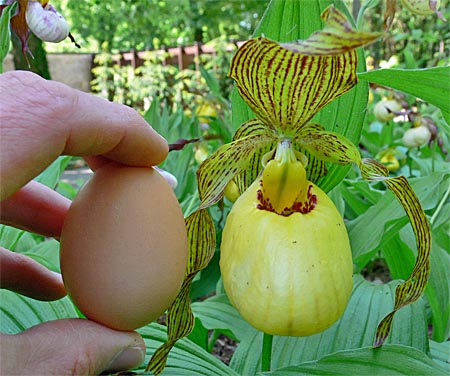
(0, 180), (70, 238)
(0, 71), (168, 200)
(0, 247), (66, 301)
(1, 319), (146, 375)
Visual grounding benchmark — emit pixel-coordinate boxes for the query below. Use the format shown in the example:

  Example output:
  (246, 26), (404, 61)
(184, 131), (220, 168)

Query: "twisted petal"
(147, 209), (216, 374)
(281, 5), (382, 55)
(229, 6), (380, 135)
(298, 124), (432, 347)
(197, 119), (277, 208)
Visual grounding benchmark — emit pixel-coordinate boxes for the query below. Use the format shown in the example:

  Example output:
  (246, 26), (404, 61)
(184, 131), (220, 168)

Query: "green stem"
(431, 140), (436, 173)
(430, 183), (450, 226)
(261, 333), (273, 373)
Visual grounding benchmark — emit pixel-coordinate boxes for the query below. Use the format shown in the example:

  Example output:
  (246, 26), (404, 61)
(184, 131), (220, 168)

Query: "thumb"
(2, 318), (146, 375)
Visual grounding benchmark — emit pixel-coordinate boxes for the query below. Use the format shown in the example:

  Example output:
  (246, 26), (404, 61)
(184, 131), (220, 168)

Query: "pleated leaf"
(137, 324), (239, 376)
(197, 120), (276, 208)
(358, 67), (450, 124)
(299, 126), (431, 347)
(0, 290), (79, 334)
(147, 209), (216, 374)
(266, 345), (444, 376)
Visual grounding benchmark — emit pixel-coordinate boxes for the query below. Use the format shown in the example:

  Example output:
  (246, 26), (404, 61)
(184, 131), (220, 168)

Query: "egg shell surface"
(60, 163), (187, 331)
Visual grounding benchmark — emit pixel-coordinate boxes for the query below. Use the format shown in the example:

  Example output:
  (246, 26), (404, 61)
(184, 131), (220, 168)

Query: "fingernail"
(154, 166), (178, 189)
(104, 346), (145, 373)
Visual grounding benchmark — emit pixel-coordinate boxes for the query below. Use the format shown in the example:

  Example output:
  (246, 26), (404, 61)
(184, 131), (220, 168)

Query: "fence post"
(194, 41), (202, 71)
(177, 45), (185, 70)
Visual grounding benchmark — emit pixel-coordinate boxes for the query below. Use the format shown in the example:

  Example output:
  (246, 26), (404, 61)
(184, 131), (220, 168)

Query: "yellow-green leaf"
(197, 119), (276, 208)
(299, 126), (431, 348)
(147, 209), (216, 374)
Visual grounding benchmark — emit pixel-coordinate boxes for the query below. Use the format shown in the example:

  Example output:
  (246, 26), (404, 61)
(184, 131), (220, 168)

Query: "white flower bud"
(25, 1), (69, 43)
(373, 99), (402, 122)
(403, 125), (432, 148)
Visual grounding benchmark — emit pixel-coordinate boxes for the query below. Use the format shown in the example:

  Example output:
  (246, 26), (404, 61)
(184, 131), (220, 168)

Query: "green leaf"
(230, 276), (428, 374)
(0, 224), (25, 250)
(429, 340), (450, 373)
(427, 218), (450, 341)
(35, 156), (72, 189)
(348, 172), (448, 266)
(0, 290), (79, 334)
(386, 221), (450, 342)
(266, 345), (445, 376)
(358, 67), (450, 124)
(22, 239), (61, 273)
(137, 324), (239, 376)
(0, 2), (16, 73)
(198, 65), (225, 103)
(191, 294), (254, 342)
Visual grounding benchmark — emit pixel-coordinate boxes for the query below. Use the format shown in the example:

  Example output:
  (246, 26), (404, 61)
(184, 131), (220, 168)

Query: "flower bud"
(25, 1), (69, 43)
(373, 99), (403, 122)
(403, 125), (432, 148)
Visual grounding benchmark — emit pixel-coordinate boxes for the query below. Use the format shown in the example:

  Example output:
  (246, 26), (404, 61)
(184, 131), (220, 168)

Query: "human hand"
(0, 70), (168, 374)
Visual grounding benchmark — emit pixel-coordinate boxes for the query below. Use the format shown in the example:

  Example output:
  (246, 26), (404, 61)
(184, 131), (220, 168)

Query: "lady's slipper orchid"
(25, 1), (69, 43)
(0, 0), (75, 60)
(147, 6), (432, 374)
(378, 148), (403, 171)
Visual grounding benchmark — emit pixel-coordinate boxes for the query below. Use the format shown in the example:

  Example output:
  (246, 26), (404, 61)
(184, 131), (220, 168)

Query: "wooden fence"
(111, 40), (246, 71)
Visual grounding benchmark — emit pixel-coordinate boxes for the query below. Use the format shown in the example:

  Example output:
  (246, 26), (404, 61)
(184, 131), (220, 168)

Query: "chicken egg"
(60, 163), (187, 331)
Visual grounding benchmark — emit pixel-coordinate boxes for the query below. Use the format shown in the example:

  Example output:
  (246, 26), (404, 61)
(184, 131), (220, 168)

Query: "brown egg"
(60, 163), (188, 331)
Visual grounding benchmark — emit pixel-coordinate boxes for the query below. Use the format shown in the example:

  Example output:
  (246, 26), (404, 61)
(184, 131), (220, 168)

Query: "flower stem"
(430, 183), (450, 226)
(261, 332), (273, 373)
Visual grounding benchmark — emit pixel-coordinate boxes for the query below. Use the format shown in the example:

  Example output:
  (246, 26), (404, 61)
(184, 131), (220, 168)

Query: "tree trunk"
(11, 32), (51, 79)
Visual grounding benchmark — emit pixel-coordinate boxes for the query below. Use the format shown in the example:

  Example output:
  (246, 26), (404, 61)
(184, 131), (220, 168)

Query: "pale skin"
(0, 71), (169, 375)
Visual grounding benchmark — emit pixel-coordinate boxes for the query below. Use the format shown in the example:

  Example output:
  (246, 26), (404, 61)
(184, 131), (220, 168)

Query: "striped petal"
(232, 119), (278, 195)
(229, 7), (380, 135)
(298, 125), (432, 348)
(146, 209), (216, 374)
(281, 5), (382, 55)
(197, 119), (277, 208)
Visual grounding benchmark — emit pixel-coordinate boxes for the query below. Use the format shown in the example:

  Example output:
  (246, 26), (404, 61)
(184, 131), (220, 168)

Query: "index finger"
(0, 71), (168, 199)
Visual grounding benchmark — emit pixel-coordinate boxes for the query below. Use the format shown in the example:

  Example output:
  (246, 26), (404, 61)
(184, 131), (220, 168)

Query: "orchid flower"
(0, 0), (76, 61)
(146, 6), (431, 374)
